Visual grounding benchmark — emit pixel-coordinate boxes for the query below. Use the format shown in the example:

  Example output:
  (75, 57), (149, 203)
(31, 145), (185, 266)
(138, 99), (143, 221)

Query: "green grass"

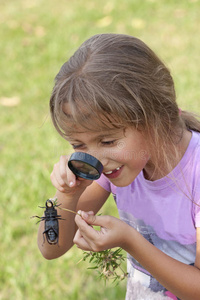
(1, 0), (200, 299)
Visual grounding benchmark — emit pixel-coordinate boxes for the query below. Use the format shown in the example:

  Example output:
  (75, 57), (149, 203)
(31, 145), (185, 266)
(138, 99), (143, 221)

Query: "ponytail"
(181, 110), (200, 133)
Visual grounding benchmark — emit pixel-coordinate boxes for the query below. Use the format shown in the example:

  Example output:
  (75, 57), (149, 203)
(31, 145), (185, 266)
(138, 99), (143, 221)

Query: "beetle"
(32, 199), (64, 245)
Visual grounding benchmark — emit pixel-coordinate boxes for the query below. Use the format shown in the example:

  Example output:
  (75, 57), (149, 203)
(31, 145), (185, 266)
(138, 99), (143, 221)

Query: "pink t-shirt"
(96, 130), (200, 296)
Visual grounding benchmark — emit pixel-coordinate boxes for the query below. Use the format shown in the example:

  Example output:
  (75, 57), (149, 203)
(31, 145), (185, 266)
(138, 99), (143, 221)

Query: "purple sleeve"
(96, 174), (117, 195)
(194, 182), (200, 228)
(193, 161), (200, 228)
(195, 212), (200, 228)
(96, 174), (112, 192)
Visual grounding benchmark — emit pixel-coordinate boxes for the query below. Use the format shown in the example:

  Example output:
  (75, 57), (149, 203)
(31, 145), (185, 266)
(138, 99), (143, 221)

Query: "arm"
(73, 213), (200, 300)
(124, 226), (200, 300)
(37, 155), (110, 260)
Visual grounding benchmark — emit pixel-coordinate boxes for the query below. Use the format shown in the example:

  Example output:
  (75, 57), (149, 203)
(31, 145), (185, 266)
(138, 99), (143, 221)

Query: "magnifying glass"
(68, 152), (103, 180)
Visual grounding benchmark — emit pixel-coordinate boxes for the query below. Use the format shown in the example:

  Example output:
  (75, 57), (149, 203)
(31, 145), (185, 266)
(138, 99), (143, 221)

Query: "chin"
(111, 178), (134, 187)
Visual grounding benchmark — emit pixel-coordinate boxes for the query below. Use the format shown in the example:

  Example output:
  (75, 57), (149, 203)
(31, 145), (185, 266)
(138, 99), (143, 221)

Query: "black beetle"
(32, 199), (64, 245)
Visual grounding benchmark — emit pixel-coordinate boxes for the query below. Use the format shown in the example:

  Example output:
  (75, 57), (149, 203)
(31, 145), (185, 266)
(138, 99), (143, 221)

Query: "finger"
(74, 214), (105, 247)
(60, 155), (80, 188)
(61, 155), (78, 187)
(73, 229), (93, 251)
(51, 156), (77, 190)
(51, 161), (66, 186)
(75, 214), (97, 236)
(59, 155), (68, 184)
(75, 213), (94, 229)
(63, 156), (92, 188)
(77, 210), (107, 227)
(75, 215), (107, 251)
(50, 167), (66, 193)
(84, 211), (95, 216)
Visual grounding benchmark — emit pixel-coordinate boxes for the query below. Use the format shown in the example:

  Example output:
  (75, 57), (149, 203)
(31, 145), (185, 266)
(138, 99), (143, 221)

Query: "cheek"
(137, 150), (150, 164)
(128, 152), (149, 171)
(111, 148), (149, 164)
(126, 139), (150, 166)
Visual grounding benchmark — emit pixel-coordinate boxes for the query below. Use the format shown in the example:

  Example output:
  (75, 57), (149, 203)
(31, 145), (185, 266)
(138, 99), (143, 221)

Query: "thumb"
(78, 210), (103, 226)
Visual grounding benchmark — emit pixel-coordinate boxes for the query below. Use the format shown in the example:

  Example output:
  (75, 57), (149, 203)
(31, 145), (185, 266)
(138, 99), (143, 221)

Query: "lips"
(103, 166), (123, 179)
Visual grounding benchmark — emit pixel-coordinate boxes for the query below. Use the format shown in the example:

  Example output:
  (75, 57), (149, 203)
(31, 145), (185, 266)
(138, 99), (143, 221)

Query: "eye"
(101, 140), (116, 146)
(71, 144), (85, 150)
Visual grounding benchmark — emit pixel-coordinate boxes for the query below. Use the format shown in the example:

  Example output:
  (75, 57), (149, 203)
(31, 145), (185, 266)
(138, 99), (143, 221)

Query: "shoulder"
(190, 131), (200, 180)
(183, 131), (200, 177)
(96, 174), (117, 195)
(188, 132), (200, 226)
(191, 130), (200, 153)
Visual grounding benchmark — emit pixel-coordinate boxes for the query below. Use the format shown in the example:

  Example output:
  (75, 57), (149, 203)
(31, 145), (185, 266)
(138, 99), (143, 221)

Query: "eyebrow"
(68, 130), (123, 143)
(96, 131), (121, 139)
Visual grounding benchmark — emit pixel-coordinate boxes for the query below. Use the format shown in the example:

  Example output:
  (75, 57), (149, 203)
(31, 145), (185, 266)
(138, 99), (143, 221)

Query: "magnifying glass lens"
(68, 152), (103, 180)
(70, 161), (99, 176)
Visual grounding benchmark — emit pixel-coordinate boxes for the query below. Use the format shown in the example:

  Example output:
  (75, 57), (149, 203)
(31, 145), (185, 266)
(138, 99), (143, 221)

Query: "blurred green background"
(1, 0), (200, 299)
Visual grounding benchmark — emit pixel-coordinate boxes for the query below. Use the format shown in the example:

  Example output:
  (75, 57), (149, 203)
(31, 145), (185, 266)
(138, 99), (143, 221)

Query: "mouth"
(103, 165), (123, 179)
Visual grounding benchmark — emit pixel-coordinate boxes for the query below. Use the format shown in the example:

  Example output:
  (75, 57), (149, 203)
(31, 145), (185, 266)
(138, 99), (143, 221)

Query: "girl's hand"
(73, 211), (129, 251)
(50, 155), (92, 194)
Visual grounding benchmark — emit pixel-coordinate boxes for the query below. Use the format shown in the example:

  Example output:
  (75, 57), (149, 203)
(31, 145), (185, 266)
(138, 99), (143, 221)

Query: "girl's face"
(67, 126), (151, 187)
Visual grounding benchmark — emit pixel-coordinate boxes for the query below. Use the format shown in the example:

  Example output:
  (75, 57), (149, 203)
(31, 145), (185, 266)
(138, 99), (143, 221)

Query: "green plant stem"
(58, 207), (79, 215)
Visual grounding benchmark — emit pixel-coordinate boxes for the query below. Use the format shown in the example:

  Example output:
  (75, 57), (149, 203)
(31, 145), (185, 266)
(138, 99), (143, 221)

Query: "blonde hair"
(50, 33), (200, 174)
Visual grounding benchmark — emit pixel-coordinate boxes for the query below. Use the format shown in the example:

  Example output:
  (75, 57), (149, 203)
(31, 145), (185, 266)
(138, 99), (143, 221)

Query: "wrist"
(55, 190), (80, 209)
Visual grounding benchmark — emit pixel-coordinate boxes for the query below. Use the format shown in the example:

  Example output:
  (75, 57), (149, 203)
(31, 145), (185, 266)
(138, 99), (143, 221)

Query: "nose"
(100, 156), (109, 169)
(87, 149), (109, 169)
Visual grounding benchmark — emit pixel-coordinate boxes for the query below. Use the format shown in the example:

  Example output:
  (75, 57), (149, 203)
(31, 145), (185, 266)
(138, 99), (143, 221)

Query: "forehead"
(60, 103), (125, 138)
(68, 127), (124, 141)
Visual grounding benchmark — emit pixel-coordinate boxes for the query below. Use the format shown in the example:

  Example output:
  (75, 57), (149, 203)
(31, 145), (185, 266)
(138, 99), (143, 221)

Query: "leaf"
(87, 266), (98, 270)
(89, 256), (95, 263)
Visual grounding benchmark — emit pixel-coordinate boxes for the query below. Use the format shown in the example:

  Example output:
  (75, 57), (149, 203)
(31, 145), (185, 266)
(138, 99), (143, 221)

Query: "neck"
(143, 129), (192, 181)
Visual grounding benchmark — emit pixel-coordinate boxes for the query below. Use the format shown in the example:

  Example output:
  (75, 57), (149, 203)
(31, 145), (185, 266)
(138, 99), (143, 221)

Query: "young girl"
(38, 33), (200, 300)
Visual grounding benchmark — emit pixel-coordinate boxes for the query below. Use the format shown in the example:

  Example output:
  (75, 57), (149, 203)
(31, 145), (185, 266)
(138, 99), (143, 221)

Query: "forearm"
(123, 226), (200, 300)
(37, 190), (80, 259)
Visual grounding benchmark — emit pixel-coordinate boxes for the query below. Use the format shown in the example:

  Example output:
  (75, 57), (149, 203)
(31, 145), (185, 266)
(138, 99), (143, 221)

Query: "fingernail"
(69, 181), (74, 187)
(82, 212), (89, 219)
(77, 210), (82, 216)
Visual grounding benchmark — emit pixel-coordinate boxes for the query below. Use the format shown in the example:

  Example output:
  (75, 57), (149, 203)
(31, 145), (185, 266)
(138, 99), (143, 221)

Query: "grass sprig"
(79, 248), (128, 284)
(51, 197), (128, 284)
(49, 197), (80, 215)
